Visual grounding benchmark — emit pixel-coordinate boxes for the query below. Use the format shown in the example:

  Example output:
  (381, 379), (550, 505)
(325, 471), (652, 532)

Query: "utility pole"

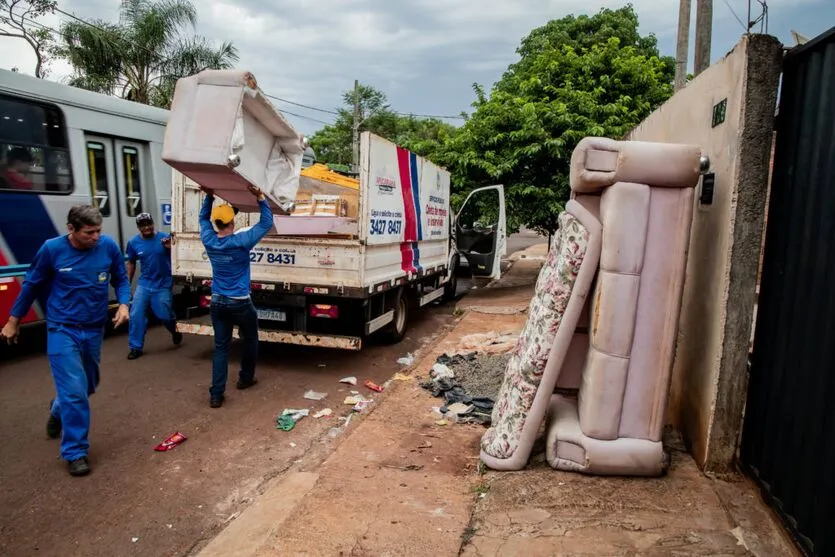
(675, 0), (692, 91)
(694, 0), (713, 77)
(351, 79), (360, 172)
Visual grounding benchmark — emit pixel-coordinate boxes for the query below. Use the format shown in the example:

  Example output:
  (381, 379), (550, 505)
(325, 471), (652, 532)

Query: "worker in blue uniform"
(1, 205), (130, 477)
(126, 212), (182, 359)
(199, 184), (272, 408)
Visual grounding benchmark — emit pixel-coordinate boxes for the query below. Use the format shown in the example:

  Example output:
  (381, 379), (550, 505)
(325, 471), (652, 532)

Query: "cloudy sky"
(2, 0), (833, 135)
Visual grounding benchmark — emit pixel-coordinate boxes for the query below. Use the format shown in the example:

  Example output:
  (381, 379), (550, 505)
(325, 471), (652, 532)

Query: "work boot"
(127, 349), (142, 360)
(46, 410), (61, 439)
(172, 331), (183, 346)
(236, 377), (258, 390)
(68, 457), (91, 477)
(209, 395), (224, 409)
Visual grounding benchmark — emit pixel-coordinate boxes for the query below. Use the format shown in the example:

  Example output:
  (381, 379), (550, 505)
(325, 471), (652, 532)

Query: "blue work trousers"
(210, 294), (259, 397)
(47, 323), (104, 462)
(128, 285), (176, 351)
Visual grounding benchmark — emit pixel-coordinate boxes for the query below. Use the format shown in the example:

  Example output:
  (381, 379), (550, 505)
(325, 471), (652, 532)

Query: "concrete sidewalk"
(193, 243), (796, 557)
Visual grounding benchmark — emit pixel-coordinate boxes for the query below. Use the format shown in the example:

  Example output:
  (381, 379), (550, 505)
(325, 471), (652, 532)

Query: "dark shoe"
(47, 412), (62, 439)
(209, 395), (224, 408)
(236, 377), (258, 390)
(127, 349), (142, 360)
(172, 331), (183, 346)
(68, 457), (91, 476)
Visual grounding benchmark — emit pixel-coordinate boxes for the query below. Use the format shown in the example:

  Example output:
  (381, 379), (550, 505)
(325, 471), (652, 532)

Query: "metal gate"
(740, 27), (835, 557)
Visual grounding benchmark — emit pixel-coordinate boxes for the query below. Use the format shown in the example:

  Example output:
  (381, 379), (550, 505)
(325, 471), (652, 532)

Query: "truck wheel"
(443, 258), (459, 302)
(380, 289), (408, 344)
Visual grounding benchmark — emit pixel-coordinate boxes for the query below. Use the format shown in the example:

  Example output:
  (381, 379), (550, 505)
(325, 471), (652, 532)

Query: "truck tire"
(443, 257), (459, 302)
(380, 289), (408, 344)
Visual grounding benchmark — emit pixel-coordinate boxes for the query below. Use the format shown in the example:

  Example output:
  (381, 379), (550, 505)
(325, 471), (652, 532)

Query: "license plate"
(257, 308), (287, 322)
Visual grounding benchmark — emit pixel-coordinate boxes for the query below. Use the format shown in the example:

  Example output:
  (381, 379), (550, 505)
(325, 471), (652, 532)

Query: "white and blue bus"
(0, 68), (174, 327)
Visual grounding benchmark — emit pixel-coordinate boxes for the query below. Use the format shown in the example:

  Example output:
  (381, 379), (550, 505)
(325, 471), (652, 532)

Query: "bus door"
(84, 136), (122, 247)
(113, 139), (149, 248)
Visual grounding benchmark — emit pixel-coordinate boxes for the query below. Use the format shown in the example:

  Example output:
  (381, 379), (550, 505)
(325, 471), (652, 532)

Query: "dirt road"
(0, 302), (457, 557)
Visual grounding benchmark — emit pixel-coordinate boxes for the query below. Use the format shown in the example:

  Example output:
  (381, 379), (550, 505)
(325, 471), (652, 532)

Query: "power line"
(59, 4), (466, 121)
(54, 6), (117, 38)
(393, 110), (464, 120)
(278, 108), (333, 126)
(752, 0), (769, 34)
(27, 4), (467, 122)
(722, 0), (748, 32)
(7, 12), (71, 50)
(9, 11), (335, 128)
(267, 93), (465, 122)
(266, 95), (340, 115)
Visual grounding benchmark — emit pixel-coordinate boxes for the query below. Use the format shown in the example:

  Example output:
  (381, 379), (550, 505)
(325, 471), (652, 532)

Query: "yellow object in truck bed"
(300, 163), (359, 190)
(294, 164), (360, 218)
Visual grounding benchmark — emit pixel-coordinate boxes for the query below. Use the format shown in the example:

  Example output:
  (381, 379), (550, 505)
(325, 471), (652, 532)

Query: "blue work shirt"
(11, 234), (131, 327)
(126, 232), (173, 290)
(199, 195), (273, 298)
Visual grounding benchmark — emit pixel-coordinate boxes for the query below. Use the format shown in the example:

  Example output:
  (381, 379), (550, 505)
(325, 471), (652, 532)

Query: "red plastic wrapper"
(154, 431), (188, 452)
(364, 380), (384, 392)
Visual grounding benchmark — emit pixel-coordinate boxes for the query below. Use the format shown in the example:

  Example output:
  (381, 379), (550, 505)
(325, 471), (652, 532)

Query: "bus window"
(121, 146), (142, 216)
(0, 94), (73, 194)
(86, 142), (111, 216)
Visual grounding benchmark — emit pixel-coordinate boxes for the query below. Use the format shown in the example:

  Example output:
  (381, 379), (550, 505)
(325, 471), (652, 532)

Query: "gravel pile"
(440, 353), (510, 401)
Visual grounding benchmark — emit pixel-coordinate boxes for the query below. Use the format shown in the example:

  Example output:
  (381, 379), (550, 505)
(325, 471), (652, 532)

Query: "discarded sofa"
(162, 69), (307, 214)
(480, 137), (702, 476)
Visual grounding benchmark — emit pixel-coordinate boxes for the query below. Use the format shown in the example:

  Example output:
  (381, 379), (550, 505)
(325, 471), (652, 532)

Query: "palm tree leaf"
(57, 0), (235, 106)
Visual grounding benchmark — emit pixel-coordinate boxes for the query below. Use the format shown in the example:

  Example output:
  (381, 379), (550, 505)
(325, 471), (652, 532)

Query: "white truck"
(170, 131), (506, 350)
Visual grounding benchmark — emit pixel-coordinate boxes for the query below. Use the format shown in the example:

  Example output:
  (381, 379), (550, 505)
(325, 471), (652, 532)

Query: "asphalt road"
(506, 227), (547, 255)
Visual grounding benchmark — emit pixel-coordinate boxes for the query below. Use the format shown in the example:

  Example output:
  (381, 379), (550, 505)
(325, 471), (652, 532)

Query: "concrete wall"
(627, 34), (782, 473)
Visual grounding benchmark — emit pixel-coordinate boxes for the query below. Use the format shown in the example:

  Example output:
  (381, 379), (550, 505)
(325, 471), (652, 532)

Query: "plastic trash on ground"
(303, 390), (328, 401)
(397, 353), (415, 366)
(276, 408), (309, 431)
(364, 380), (384, 392)
(154, 432), (187, 452)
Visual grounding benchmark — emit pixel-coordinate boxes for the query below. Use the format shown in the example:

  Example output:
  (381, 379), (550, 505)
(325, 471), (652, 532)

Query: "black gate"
(740, 27), (835, 557)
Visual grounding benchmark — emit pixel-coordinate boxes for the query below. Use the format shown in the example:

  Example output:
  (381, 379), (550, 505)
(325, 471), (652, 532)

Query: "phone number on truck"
(369, 218), (402, 235)
(250, 252), (296, 265)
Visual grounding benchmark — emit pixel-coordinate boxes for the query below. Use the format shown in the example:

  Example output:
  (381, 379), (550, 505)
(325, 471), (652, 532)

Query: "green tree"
(394, 116), (460, 162)
(308, 83), (458, 165)
(0, 0), (57, 78)
(440, 5), (675, 235)
(54, 0), (238, 108)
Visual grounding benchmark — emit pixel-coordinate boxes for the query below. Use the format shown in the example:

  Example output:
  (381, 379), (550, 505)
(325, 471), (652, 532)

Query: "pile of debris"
(420, 352), (511, 425)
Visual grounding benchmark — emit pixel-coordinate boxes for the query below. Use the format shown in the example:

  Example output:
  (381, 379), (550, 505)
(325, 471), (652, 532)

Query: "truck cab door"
(455, 184), (506, 280)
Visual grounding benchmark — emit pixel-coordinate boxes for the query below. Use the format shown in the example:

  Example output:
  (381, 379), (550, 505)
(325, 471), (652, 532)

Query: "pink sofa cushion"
(577, 182), (649, 440)
(618, 186), (694, 441)
(570, 137), (702, 194)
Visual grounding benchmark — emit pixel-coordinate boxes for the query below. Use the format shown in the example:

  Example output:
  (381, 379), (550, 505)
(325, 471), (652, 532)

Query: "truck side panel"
(360, 133), (451, 246)
(363, 240), (450, 291)
(359, 132), (452, 289)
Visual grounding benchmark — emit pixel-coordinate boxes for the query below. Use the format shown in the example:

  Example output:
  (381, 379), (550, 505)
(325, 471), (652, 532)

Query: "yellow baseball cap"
(211, 204), (238, 224)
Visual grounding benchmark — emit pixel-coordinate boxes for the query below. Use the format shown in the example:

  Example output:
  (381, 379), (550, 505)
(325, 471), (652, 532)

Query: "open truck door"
(455, 185), (506, 280)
